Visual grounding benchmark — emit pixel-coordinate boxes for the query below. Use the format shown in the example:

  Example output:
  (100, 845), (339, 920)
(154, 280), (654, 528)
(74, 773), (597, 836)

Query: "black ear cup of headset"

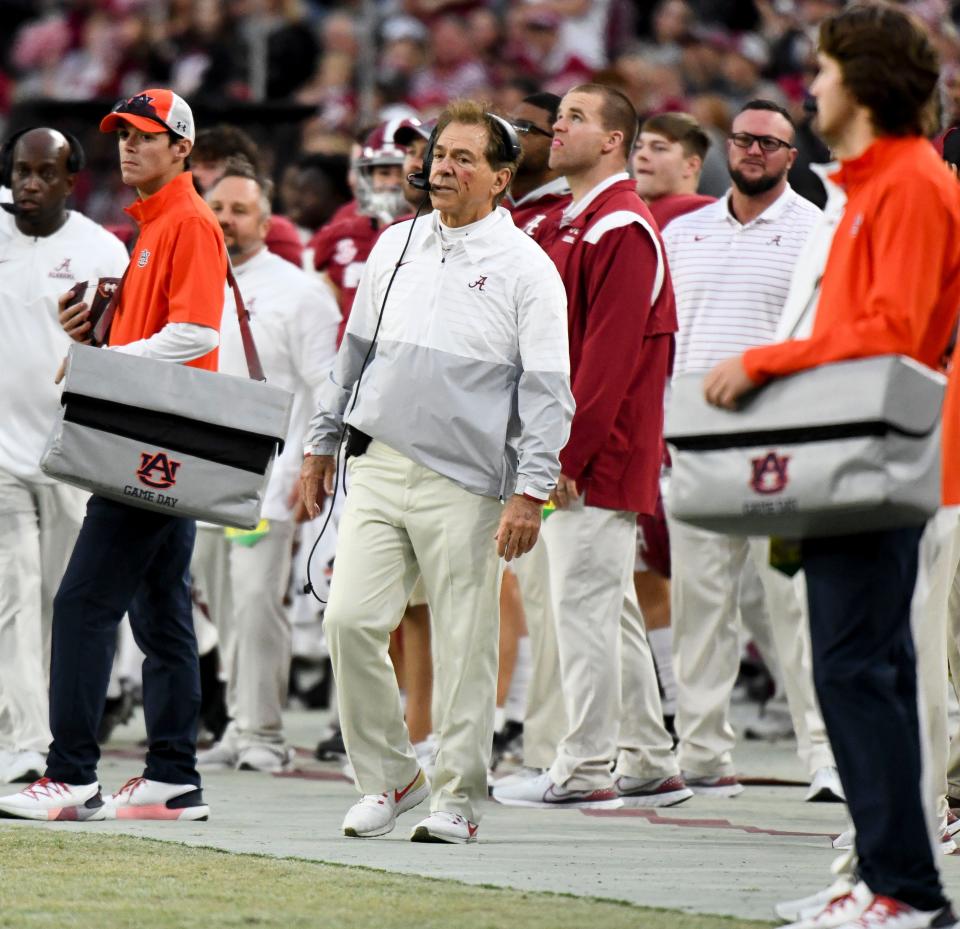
(408, 113), (521, 192)
(1, 127), (87, 188)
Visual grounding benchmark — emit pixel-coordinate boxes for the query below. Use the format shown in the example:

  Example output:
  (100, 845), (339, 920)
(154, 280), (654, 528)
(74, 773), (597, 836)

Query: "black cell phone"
(943, 127), (960, 169)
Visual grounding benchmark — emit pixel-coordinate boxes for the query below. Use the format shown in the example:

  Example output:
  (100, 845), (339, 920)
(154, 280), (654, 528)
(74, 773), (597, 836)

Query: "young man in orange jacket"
(705, 6), (960, 927)
(0, 89), (226, 824)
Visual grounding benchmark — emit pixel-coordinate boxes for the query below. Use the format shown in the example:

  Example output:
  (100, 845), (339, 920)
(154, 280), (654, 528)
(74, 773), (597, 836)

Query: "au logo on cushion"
(750, 452), (790, 495)
(136, 451), (181, 489)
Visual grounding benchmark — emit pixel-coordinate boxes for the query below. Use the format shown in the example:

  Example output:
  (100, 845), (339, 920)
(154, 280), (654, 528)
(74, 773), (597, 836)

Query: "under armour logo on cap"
(99, 88), (196, 143)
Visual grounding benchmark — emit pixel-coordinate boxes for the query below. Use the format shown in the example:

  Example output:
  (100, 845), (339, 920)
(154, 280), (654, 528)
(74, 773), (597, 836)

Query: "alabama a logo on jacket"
(137, 451), (181, 489)
(750, 452), (790, 495)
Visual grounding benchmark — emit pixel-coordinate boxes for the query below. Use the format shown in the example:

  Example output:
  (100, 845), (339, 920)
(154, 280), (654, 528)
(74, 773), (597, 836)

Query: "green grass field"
(0, 827), (775, 929)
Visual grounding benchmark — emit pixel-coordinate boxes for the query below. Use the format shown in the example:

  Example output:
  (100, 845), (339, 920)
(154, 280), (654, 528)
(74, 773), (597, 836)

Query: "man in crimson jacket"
(493, 83), (689, 811)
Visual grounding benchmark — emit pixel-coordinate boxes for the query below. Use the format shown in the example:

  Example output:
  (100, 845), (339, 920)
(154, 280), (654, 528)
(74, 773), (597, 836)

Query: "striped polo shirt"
(663, 184), (821, 376)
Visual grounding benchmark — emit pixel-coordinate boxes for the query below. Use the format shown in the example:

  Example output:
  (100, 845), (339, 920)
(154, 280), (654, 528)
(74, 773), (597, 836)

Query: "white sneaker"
(615, 773), (693, 808)
(0, 778), (107, 821)
(682, 771), (745, 797)
(805, 766), (845, 803)
(833, 827), (854, 850)
(780, 881), (872, 928)
(106, 776), (210, 821)
(0, 751), (47, 785)
(342, 769), (429, 838)
(491, 771), (621, 809)
(946, 810), (960, 838)
(197, 739), (240, 770)
(832, 895), (957, 929)
(237, 745), (295, 773)
(775, 876), (856, 923)
(490, 766), (545, 790)
(410, 810), (478, 844)
(744, 708), (795, 741)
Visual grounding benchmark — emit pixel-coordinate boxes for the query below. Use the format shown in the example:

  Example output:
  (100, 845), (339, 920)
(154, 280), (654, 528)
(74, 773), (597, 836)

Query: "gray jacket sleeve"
(513, 257), (575, 499)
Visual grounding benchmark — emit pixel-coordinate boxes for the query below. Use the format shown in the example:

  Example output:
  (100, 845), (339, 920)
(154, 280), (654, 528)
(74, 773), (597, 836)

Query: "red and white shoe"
(615, 773), (693, 808)
(682, 771), (745, 798)
(780, 881), (872, 928)
(0, 778), (107, 821)
(410, 810), (479, 844)
(832, 895), (957, 928)
(341, 769), (430, 838)
(106, 776), (209, 821)
(491, 771), (622, 809)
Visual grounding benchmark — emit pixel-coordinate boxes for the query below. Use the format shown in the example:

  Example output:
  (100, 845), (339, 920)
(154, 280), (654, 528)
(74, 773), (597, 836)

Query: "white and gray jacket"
(304, 207), (575, 500)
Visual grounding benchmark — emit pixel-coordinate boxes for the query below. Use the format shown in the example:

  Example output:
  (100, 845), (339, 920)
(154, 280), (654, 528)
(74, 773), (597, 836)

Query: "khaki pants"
(914, 508), (960, 828)
(510, 537), (567, 769)
(227, 519), (296, 751)
(669, 517), (833, 778)
(543, 500), (676, 791)
(0, 470), (85, 752)
(325, 442), (502, 822)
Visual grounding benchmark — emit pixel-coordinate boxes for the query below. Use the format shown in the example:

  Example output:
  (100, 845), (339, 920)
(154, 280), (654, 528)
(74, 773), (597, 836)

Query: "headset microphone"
(408, 129), (436, 192)
(0, 202), (21, 215)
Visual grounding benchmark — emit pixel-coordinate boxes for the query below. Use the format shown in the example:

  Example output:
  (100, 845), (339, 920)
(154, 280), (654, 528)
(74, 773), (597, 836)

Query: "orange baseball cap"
(100, 89), (195, 142)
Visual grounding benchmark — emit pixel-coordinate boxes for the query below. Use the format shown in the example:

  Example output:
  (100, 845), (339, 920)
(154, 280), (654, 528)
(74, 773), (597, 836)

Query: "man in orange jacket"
(0, 89), (226, 825)
(705, 6), (960, 928)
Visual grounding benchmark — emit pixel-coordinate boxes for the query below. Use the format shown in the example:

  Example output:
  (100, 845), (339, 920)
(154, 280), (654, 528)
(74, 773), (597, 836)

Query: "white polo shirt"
(0, 210), (129, 482)
(219, 246), (340, 521)
(663, 184), (821, 376)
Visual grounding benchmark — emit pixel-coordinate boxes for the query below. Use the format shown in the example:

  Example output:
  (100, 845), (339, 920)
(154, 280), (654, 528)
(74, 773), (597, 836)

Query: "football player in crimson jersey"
(504, 93), (571, 238)
(632, 112), (716, 231)
(309, 121), (412, 345)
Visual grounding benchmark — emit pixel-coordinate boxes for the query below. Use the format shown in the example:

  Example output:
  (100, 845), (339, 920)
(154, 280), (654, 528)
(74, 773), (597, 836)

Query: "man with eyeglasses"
(661, 99), (840, 802)
(505, 93), (571, 238)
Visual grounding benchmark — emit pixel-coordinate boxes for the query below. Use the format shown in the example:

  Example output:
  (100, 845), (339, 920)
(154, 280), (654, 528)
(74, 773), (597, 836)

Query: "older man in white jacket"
(301, 102), (574, 845)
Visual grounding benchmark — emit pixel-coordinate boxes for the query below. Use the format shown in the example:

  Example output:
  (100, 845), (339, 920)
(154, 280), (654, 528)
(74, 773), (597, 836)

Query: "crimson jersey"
(647, 193), (716, 232)
(539, 177), (677, 515)
(266, 214), (304, 267)
(506, 179), (572, 240)
(309, 211), (381, 345)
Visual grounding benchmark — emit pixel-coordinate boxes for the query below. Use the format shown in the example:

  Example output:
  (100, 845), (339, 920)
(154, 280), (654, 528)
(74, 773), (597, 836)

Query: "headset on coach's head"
(409, 113), (522, 192)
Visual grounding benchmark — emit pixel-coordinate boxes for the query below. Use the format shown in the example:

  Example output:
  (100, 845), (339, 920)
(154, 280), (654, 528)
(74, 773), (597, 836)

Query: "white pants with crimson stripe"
(668, 517), (833, 778)
(325, 441), (502, 823)
(543, 499), (677, 791)
(0, 469), (85, 753)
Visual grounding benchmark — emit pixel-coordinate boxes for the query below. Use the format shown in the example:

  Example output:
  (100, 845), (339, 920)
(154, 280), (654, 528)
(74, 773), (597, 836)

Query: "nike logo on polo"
(693, 235), (707, 241)
(394, 771), (422, 803)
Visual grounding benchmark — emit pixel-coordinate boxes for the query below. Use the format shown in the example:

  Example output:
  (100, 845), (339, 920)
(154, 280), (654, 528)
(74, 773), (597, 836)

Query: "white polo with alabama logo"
(663, 184), (820, 377)
(661, 184), (836, 787)
(0, 210), (128, 481)
(0, 209), (128, 761)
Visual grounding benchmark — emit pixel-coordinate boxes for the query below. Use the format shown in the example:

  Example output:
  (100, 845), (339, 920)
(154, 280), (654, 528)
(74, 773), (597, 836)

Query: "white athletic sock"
(647, 627), (677, 716)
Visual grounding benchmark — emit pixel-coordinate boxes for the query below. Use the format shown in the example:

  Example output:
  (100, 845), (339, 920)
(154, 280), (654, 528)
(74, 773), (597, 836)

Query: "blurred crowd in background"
(4, 0), (960, 228)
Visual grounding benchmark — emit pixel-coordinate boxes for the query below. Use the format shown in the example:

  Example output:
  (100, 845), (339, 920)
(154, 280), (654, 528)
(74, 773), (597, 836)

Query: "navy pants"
(803, 527), (945, 911)
(45, 495), (201, 787)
